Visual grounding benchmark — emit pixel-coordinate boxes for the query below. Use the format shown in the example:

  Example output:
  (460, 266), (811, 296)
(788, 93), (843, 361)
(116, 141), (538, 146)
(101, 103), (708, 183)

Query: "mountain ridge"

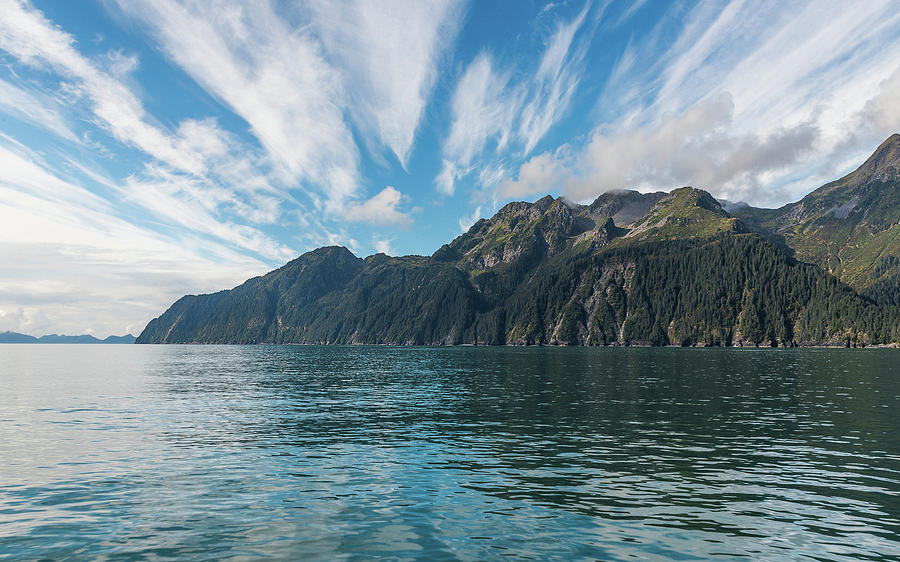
(0, 331), (136, 344)
(138, 135), (900, 347)
(729, 133), (900, 303)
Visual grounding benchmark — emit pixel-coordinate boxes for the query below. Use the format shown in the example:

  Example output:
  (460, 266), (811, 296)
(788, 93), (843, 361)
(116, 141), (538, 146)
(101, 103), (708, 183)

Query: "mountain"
(0, 331), (136, 344)
(139, 144), (900, 347)
(100, 334), (138, 344)
(621, 187), (744, 242)
(587, 189), (665, 224)
(730, 134), (900, 305)
(0, 331), (38, 343)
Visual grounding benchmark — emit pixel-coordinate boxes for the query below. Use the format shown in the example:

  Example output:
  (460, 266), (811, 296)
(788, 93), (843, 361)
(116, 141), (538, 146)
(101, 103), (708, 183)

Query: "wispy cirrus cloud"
(0, 0), (208, 174)
(437, 53), (520, 195)
(438, 3), (594, 195)
(0, 139), (272, 336)
(111, 0), (360, 210)
(0, 78), (78, 141)
(519, 0), (593, 153)
(501, 0), (900, 207)
(0, 0), (327, 260)
(307, 0), (465, 167)
(121, 168), (296, 262)
(113, 0), (464, 214)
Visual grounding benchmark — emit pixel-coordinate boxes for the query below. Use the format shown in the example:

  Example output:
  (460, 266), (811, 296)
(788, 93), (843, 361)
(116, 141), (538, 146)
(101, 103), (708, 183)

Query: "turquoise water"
(1, 345), (898, 560)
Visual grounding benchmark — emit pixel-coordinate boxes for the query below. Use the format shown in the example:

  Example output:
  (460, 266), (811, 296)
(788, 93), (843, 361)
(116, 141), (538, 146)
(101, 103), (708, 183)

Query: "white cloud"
(0, 0), (207, 174)
(373, 237), (395, 256)
(113, 0), (362, 210)
(499, 150), (567, 198)
(503, 94), (821, 205)
(519, 1), (591, 153)
(438, 53), (520, 194)
(861, 65), (900, 136)
(0, 139), (111, 213)
(121, 168), (296, 262)
(345, 186), (413, 227)
(438, 5), (593, 195)
(649, 0), (756, 116)
(502, 0), (900, 207)
(0, 143), (271, 337)
(307, 0), (464, 166)
(104, 49), (139, 78)
(458, 205), (483, 233)
(175, 119), (230, 162)
(0, 78), (78, 141)
(718, 1), (900, 135)
(612, 0), (649, 27)
(0, 239), (264, 337)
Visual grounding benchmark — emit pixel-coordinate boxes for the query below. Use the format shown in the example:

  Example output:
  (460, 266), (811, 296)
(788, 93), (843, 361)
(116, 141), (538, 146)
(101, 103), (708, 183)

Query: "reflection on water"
(1, 345), (898, 559)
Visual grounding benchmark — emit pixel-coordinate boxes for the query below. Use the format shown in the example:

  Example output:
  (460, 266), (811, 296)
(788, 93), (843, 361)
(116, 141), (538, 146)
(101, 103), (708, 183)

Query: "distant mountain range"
(0, 332), (136, 344)
(138, 135), (900, 347)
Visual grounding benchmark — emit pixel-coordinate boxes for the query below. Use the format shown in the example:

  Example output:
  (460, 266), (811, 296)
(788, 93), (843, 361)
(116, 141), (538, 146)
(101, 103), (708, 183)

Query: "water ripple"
(0, 345), (898, 559)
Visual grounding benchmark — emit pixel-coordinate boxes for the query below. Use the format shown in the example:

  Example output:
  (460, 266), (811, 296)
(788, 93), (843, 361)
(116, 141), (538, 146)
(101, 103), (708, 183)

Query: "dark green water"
(1, 346), (898, 560)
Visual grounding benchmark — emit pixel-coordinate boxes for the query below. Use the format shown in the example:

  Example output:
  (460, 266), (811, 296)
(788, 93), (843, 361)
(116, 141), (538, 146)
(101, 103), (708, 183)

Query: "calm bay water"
(1, 345), (898, 560)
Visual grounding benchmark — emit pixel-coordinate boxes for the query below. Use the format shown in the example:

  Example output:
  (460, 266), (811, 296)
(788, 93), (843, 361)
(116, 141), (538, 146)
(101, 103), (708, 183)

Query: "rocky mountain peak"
(849, 133), (900, 186)
(626, 187), (741, 240)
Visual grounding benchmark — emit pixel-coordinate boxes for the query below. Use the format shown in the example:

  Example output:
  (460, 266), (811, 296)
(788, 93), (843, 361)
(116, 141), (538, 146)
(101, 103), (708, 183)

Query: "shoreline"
(125, 342), (900, 349)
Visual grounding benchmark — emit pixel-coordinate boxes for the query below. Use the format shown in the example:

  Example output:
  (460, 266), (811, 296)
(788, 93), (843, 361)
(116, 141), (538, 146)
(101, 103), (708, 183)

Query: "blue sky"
(1, 0), (899, 337)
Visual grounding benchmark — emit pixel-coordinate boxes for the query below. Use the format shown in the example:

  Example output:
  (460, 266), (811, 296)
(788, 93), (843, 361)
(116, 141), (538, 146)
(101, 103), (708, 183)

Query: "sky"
(1, 0), (899, 337)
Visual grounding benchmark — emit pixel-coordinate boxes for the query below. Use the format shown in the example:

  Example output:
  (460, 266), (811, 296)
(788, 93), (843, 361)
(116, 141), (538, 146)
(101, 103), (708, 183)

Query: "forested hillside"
(731, 134), (900, 305)
(139, 134), (900, 348)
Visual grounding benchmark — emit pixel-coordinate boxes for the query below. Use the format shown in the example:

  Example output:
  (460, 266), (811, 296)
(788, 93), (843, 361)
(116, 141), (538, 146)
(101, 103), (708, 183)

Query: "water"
(1, 345), (898, 560)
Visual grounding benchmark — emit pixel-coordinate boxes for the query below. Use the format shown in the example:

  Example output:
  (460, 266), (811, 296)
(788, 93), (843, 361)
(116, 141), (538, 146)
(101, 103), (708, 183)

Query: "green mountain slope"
(138, 184), (900, 347)
(139, 246), (364, 344)
(621, 187), (744, 242)
(731, 134), (900, 304)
